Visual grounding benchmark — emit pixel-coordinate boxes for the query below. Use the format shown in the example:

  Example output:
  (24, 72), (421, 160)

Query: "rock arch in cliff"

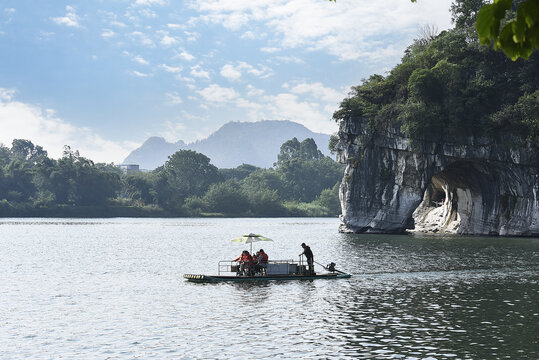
(412, 161), (488, 234)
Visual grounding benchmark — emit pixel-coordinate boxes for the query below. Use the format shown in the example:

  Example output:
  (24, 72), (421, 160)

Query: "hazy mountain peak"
(124, 120), (331, 169)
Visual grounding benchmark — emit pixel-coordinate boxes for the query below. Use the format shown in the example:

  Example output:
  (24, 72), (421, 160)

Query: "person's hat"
(301, 243), (306, 247)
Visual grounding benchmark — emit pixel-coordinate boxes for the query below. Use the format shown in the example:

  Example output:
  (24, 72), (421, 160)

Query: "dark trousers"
(306, 257), (314, 274)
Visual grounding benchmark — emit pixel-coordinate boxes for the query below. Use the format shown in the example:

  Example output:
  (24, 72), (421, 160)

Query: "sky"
(0, 0), (453, 163)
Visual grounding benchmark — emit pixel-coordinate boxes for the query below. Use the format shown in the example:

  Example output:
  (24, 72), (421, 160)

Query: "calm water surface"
(0, 218), (538, 359)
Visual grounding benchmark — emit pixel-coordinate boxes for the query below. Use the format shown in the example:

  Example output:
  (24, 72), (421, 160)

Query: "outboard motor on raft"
(326, 262), (336, 272)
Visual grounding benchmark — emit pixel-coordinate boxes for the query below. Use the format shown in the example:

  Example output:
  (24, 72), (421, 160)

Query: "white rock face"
(337, 117), (539, 236)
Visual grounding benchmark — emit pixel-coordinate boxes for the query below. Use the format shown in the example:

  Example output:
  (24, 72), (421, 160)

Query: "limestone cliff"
(336, 117), (539, 236)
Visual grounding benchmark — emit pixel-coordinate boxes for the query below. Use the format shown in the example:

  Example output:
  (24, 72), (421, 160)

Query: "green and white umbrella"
(231, 233), (273, 253)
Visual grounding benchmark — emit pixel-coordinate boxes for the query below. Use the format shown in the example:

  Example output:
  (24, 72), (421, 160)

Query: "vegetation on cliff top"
(333, 0), (538, 148)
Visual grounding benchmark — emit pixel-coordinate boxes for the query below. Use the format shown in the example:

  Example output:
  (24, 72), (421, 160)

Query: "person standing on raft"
(299, 243), (314, 275)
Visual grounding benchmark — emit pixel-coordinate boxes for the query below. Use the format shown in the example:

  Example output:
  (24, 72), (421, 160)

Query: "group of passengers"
(233, 243), (314, 276)
(233, 249), (268, 276)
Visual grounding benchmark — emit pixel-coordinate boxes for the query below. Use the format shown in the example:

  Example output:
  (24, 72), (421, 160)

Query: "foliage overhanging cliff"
(333, 29), (538, 149)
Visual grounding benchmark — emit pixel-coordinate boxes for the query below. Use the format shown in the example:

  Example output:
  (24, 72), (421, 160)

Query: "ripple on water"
(0, 218), (538, 359)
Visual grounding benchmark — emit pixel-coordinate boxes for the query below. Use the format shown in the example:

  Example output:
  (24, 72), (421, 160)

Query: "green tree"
(10, 139), (47, 164)
(32, 156), (58, 207)
(123, 173), (156, 205)
(276, 137), (301, 165)
(0, 144), (10, 166)
(247, 189), (285, 217)
(156, 150), (221, 211)
(43, 146), (120, 206)
(242, 169), (286, 198)
(313, 182), (342, 216)
(278, 157), (344, 202)
(276, 137), (324, 166)
(219, 163), (260, 181)
(202, 180), (250, 216)
(451, 0), (487, 29)
(1, 160), (35, 202)
(489, 90), (539, 141)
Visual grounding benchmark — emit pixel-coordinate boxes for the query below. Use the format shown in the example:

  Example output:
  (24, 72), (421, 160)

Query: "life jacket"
(242, 254), (254, 264)
(260, 252), (268, 263)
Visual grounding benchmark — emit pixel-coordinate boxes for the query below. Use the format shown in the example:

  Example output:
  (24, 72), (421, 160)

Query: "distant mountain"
(123, 120), (332, 169)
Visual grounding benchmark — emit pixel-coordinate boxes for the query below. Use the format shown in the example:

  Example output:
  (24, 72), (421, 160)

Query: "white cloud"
(175, 50), (195, 61)
(241, 31), (256, 40)
(134, 0), (168, 6)
(237, 91), (336, 134)
(138, 8), (157, 19)
(3, 7), (15, 24)
(133, 55), (149, 65)
(0, 88), (138, 163)
(101, 29), (115, 38)
(131, 70), (150, 77)
(261, 47), (280, 53)
(0, 88), (15, 101)
(109, 20), (127, 28)
(166, 92), (183, 105)
(220, 62), (272, 81)
(99, 10), (127, 28)
(130, 31), (155, 47)
(51, 5), (81, 28)
(183, 31), (199, 42)
(38, 31), (55, 41)
(158, 31), (179, 46)
(273, 55), (304, 64)
(161, 64), (182, 73)
(190, 65), (210, 79)
(196, 79), (342, 134)
(197, 84), (239, 103)
(243, 62), (272, 78)
(190, 0), (453, 61)
(159, 120), (185, 142)
(288, 81), (345, 104)
(246, 85), (265, 97)
(220, 64), (242, 81)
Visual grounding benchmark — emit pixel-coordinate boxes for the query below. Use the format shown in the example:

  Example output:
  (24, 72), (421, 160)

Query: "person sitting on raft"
(254, 249), (268, 274)
(233, 250), (254, 276)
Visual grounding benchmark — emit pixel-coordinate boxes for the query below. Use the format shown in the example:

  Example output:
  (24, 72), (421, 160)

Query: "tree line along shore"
(0, 138), (344, 218)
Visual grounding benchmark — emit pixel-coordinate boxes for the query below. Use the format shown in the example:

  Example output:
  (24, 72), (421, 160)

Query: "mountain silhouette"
(123, 120), (332, 169)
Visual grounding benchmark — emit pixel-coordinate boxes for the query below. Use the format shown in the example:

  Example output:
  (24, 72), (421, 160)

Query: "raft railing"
(218, 259), (306, 276)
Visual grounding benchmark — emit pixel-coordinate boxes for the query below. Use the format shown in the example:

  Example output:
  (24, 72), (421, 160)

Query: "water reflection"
(0, 218), (537, 359)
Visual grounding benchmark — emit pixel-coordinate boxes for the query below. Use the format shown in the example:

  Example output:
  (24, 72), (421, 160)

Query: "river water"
(1, 218), (537, 359)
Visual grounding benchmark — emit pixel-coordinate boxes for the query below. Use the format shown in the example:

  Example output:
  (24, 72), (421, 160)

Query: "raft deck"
(184, 259), (351, 283)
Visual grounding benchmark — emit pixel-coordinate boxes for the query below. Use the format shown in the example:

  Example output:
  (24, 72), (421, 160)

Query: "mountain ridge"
(123, 120), (332, 169)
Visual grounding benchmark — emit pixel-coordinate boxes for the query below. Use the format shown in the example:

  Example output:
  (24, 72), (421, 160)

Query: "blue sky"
(0, 0), (453, 163)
